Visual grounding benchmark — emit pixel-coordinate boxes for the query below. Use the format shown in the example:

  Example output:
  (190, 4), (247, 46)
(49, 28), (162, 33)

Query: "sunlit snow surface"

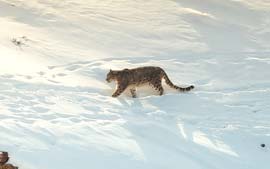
(0, 0), (270, 169)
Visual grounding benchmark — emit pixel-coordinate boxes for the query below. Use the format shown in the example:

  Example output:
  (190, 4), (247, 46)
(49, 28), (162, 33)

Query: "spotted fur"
(106, 66), (194, 98)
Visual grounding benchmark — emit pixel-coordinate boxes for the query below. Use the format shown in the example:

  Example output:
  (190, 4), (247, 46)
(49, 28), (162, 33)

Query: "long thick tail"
(162, 70), (194, 92)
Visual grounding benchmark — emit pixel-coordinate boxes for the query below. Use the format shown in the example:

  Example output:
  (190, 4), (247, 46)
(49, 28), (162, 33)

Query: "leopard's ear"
(109, 69), (112, 72)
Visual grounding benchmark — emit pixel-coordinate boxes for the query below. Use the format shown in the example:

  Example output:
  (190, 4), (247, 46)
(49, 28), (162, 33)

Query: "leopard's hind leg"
(130, 87), (137, 98)
(150, 79), (164, 95)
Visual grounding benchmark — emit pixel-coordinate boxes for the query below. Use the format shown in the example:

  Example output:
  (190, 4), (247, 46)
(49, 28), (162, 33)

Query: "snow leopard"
(106, 66), (194, 98)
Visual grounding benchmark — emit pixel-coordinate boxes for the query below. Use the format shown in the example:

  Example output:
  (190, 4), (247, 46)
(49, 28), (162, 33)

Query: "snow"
(0, 0), (270, 169)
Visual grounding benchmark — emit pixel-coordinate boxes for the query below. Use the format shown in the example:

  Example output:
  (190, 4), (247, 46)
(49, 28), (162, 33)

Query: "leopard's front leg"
(112, 84), (127, 97)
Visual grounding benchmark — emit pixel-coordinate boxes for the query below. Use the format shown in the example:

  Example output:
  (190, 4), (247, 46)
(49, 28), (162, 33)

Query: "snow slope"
(0, 0), (270, 169)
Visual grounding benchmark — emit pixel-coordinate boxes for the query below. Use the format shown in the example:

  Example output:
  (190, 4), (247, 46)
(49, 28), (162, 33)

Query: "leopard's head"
(106, 69), (117, 83)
